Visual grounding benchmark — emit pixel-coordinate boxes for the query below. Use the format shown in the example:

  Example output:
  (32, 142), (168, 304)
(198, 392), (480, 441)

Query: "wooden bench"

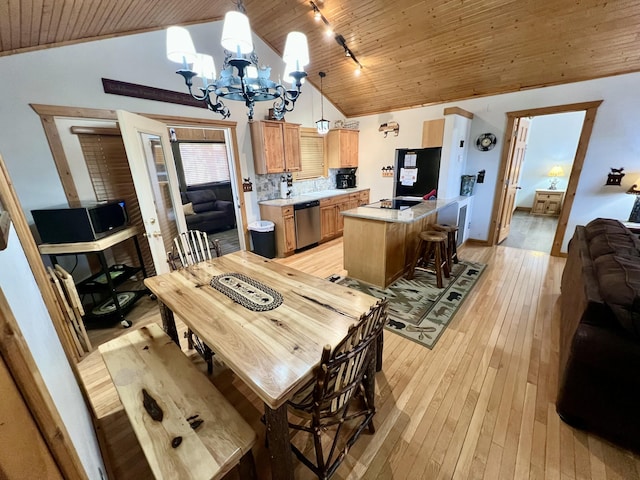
(99, 323), (257, 480)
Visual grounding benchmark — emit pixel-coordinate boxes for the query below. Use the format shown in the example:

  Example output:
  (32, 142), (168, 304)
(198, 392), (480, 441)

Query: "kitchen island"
(341, 197), (468, 288)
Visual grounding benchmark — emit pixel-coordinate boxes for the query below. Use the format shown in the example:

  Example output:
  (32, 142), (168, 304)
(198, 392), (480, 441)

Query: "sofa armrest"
(213, 199), (234, 216)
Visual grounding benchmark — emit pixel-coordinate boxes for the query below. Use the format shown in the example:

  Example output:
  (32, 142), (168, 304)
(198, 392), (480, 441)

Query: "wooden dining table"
(144, 251), (381, 480)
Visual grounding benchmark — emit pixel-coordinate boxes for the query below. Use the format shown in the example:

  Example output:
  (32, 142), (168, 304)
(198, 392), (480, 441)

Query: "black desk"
(38, 226), (147, 327)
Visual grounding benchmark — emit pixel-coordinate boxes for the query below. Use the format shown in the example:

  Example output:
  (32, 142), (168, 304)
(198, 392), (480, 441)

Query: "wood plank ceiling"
(2, 0), (640, 117)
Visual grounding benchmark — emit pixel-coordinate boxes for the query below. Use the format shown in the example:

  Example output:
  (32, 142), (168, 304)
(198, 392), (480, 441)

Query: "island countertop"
(341, 196), (467, 223)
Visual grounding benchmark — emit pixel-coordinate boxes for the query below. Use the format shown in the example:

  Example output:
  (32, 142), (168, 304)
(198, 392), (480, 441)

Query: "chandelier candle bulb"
(220, 11), (253, 55)
(194, 54), (216, 84)
(283, 32), (310, 68)
(166, 26), (197, 68)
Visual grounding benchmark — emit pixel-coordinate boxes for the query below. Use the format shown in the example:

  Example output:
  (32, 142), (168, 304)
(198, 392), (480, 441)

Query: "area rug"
(327, 260), (486, 349)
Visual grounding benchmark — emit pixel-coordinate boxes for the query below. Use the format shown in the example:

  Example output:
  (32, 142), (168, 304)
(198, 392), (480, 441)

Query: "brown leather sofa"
(558, 218), (640, 452)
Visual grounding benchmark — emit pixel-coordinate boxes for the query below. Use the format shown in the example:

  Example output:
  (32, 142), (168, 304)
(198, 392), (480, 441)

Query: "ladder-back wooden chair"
(167, 230), (221, 374)
(286, 299), (388, 480)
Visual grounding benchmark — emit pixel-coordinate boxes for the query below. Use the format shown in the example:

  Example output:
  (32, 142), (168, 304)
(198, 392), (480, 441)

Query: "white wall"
(515, 112), (585, 208)
(352, 74), (640, 251)
(0, 225), (105, 478)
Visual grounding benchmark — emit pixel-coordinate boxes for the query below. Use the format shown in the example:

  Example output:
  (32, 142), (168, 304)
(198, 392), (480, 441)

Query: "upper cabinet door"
(282, 123), (301, 172)
(117, 110), (186, 275)
(250, 120), (301, 174)
(327, 129), (359, 168)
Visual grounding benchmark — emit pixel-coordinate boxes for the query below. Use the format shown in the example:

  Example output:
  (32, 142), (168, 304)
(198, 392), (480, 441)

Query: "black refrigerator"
(393, 147), (442, 198)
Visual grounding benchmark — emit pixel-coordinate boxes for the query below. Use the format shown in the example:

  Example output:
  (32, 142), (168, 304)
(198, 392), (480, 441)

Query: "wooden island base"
(341, 196), (470, 288)
(343, 213), (437, 288)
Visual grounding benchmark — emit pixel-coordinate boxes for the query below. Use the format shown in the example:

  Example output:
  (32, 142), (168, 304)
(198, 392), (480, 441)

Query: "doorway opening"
(500, 111), (585, 254)
(169, 126), (242, 256)
(489, 101), (602, 256)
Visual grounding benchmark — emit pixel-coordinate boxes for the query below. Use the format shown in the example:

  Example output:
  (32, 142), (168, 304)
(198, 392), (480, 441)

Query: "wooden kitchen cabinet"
(531, 189), (564, 216)
(320, 201), (338, 241)
(320, 194), (348, 241)
(327, 129), (359, 168)
(421, 118), (445, 147)
(258, 204), (297, 257)
(358, 189), (370, 206)
(319, 189), (369, 241)
(250, 120), (301, 174)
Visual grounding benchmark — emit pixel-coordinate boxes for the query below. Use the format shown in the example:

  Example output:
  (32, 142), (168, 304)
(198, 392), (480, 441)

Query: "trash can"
(248, 220), (276, 258)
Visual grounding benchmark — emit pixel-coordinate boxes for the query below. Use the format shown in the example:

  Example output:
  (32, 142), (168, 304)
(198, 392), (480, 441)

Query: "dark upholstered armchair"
(180, 189), (235, 233)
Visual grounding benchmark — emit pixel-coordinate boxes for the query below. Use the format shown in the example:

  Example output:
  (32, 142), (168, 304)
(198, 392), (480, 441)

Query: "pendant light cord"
(320, 71), (326, 119)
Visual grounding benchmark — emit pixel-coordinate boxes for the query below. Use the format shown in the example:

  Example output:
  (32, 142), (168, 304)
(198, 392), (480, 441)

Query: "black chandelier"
(166, 2), (309, 121)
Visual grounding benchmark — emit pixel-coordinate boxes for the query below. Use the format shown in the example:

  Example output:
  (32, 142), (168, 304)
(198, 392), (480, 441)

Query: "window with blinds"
(177, 143), (230, 186)
(296, 129), (326, 180)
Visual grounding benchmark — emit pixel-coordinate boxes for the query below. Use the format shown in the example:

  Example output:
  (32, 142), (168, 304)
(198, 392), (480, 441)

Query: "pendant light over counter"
(316, 71), (329, 135)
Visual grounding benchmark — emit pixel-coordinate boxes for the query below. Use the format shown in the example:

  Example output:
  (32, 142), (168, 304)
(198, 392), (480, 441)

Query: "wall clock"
(476, 133), (497, 151)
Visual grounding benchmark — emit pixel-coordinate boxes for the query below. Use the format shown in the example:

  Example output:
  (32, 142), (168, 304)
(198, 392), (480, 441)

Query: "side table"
(531, 189), (565, 216)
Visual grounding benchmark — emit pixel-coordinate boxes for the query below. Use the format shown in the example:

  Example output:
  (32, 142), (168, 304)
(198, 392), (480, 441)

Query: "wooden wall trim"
(228, 126), (250, 248)
(443, 106), (474, 119)
(0, 155), (79, 363)
(144, 113), (237, 129)
(31, 104), (118, 120)
(550, 104), (600, 256)
(0, 156), (88, 479)
(488, 101), (601, 254)
(506, 101), (603, 119)
(36, 115), (81, 206)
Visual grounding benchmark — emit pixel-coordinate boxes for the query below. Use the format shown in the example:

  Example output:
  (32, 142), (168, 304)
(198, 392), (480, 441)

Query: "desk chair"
(167, 230), (221, 374)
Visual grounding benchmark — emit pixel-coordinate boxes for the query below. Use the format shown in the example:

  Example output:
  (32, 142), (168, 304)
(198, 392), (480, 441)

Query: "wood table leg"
(264, 403), (294, 480)
(157, 301), (180, 346)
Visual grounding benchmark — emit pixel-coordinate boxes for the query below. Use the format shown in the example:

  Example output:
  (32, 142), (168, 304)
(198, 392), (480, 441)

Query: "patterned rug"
(327, 260), (486, 349)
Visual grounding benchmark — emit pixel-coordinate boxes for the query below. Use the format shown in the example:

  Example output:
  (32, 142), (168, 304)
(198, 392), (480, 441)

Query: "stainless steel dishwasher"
(294, 200), (321, 250)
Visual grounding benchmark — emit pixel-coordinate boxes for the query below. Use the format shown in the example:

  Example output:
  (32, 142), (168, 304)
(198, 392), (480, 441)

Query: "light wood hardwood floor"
(78, 238), (640, 479)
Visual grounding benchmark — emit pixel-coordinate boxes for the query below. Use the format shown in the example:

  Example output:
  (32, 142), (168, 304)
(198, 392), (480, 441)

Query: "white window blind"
(178, 143), (230, 186)
(296, 130), (326, 180)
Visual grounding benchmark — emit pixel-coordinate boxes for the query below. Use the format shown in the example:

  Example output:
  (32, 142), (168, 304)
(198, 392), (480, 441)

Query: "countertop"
(341, 196), (469, 224)
(258, 187), (369, 207)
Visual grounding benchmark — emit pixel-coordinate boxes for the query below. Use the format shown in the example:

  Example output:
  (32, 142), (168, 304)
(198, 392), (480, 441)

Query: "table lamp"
(627, 182), (640, 223)
(548, 165), (564, 190)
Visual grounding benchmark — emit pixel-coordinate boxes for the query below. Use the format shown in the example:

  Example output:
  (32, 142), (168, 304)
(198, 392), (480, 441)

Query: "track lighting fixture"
(309, 1), (363, 72)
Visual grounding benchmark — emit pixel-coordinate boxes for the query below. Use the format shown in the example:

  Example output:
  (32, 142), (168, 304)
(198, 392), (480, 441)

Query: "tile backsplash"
(256, 170), (339, 200)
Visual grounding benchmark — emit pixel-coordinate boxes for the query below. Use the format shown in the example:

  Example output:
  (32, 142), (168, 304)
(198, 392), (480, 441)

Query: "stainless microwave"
(32, 200), (128, 244)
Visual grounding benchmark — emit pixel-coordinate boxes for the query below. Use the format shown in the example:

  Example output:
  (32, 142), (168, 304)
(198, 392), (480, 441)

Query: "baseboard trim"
(465, 238), (491, 246)
(515, 206), (532, 213)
